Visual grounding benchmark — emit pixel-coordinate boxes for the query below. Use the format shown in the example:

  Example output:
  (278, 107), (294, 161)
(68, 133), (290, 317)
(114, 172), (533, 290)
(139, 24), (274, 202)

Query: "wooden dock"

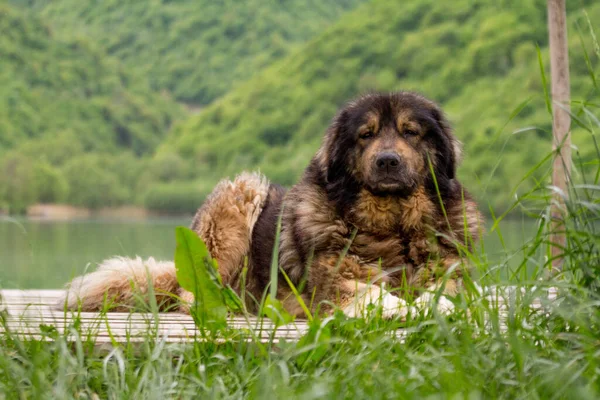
(0, 288), (556, 346)
(0, 289), (311, 345)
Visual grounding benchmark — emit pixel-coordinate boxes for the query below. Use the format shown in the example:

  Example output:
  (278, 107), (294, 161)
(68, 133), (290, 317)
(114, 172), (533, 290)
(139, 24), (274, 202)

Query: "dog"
(60, 92), (482, 319)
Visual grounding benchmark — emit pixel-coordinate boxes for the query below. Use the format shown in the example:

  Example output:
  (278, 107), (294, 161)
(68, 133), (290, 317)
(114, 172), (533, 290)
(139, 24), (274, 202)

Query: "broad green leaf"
(174, 226), (226, 326)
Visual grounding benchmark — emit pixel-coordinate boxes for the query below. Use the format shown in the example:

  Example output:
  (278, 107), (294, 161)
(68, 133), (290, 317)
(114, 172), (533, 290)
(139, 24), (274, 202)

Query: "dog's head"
(317, 92), (461, 198)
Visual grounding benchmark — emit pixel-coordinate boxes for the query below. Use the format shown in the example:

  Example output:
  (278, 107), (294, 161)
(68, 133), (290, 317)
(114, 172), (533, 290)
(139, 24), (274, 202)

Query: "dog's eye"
(360, 131), (374, 139)
(404, 129), (419, 137)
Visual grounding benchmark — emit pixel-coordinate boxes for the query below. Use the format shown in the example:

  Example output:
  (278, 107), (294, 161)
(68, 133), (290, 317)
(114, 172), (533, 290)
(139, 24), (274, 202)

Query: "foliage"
(29, 161), (69, 204)
(143, 182), (208, 215)
(2, 0), (599, 216)
(0, 154), (39, 214)
(142, 152), (195, 184)
(60, 155), (129, 209)
(15, 0), (365, 105)
(0, 4), (182, 154)
(0, 3), (186, 211)
(174, 226), (228, 328)
(165, 0), (600, 213)
(1, 0), (366, 212)
(0, 154), (68, 213)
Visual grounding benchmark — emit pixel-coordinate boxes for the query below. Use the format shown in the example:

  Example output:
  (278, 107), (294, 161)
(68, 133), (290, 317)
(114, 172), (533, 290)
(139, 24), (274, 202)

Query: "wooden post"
(547, 0), (571, 270)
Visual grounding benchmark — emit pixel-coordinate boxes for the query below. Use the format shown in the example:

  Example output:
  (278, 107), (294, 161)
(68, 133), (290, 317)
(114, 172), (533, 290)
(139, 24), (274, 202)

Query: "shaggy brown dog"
(60, 92), (482, 318)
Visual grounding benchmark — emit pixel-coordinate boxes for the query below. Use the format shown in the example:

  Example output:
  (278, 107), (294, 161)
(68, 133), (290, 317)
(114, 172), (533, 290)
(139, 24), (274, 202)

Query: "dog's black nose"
(375, 152), (401, 171)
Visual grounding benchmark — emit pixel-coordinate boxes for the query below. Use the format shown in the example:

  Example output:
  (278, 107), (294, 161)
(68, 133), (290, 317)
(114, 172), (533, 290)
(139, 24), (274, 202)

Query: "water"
(0, 217), (537, 289)
(0, 217), (189, 289)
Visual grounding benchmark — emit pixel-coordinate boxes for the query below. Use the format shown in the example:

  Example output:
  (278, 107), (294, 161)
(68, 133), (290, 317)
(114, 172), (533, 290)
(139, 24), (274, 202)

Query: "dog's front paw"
(378, 291), (410, 319)
(342, 284), (410, 319)
(413, 291), (455, 316)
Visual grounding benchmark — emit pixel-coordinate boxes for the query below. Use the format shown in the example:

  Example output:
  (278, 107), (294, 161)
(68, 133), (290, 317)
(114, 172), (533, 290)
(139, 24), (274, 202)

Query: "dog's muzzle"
(375, 152), (402, 176)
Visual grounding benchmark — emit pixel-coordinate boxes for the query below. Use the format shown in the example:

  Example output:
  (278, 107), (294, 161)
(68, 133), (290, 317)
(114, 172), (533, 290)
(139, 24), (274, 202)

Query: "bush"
(143, 182), (208, 214)
(30, 162), (69, 203)
(0, 154), (70, 213)
(15, 131), (84, 166)
(0, 154), (38, 214)
(146, 152), (194, 183)
(61, 156), (128, 209)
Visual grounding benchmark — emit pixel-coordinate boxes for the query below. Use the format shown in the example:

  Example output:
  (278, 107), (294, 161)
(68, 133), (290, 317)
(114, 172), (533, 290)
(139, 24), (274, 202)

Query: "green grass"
(1, 270), (599, 398)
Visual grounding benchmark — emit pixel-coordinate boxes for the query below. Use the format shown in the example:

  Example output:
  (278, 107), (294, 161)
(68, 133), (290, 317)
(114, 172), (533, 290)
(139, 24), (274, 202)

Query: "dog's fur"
(60, 92), (482, 318)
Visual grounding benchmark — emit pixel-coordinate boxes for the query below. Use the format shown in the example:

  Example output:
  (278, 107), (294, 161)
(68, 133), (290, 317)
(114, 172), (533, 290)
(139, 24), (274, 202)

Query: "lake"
(0, 217), (537, 289)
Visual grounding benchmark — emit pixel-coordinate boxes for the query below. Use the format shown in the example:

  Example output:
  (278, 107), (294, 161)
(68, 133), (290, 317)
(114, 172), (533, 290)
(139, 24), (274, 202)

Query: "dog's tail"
(57, 256), (185, 312)
(57, 172), (272, 313)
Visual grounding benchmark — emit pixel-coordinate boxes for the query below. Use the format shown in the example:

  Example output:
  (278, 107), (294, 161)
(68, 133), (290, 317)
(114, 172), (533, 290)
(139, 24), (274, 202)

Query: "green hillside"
(2, 0), (598, 214)
(0, 3), (182, 153)
(18, 0), (364, 105)
(1, 0), (367, 213)
(0, 4), (183, 212)
(164, 0), (600, 212)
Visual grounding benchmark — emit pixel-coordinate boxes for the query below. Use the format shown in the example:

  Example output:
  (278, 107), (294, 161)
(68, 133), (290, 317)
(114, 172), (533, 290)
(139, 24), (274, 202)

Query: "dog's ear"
(327, 138), (348, 185)
(430, 107), (461, 180)
(317, 110), (351, 184)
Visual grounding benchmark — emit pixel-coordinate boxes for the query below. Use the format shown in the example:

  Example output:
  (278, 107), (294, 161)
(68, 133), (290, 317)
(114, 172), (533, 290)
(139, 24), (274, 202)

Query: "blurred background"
(0, 0), (598, 288)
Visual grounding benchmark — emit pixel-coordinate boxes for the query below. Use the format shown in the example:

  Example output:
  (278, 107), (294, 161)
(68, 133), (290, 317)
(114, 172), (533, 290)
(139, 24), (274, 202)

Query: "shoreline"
(0, 203), (535, 223)
(15, 204), (192, 221)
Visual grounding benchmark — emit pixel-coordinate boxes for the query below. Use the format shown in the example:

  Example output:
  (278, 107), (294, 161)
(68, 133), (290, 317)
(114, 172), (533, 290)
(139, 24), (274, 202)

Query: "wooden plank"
(1, 321), (308, 341)
(1, 289), (64, 300)
(0, 290), (312, 344)
(0, 288), (556, 346)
